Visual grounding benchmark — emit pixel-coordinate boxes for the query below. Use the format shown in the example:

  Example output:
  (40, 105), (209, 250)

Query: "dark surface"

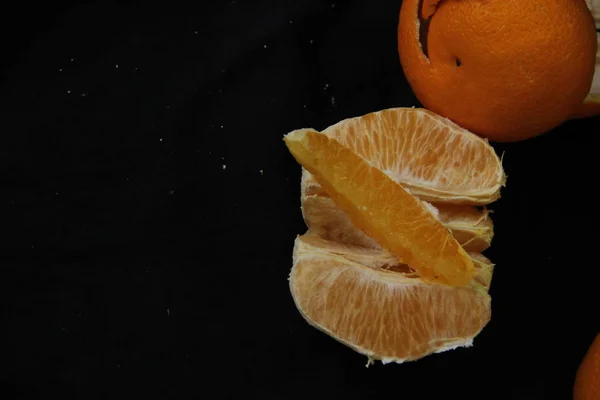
(2, 1), (599, 399)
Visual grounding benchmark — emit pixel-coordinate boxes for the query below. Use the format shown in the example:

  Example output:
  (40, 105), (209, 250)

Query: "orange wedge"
(302, 187), (494, 253)
(303, 108), (505, 205)
(290, 234), (491, 363)
(285, 128), (476, 287)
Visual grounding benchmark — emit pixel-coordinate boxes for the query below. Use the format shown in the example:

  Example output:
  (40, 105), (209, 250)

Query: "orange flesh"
(285, 129), (476, 287)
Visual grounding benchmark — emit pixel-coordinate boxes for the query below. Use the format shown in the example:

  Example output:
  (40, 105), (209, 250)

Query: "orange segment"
(285, 128), (476, 287)
(302, 192), (494, 253)
(574, 334), (600, 400)
(306, 108), (505, 205)
(290, 234), (491, 363)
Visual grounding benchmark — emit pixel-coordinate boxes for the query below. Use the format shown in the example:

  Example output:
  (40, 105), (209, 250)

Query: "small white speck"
(330, 96), (336, 106)
(159, 138), (163, 142)
(324, 83), (330, 89)
(126, 176), (130, 181)
(59, 68), (63, 72)
(260, 170), (264, 175)
(332, 3), (335, 7)
(134, 67), (138, 71)
(208, 151), (212, 155)
(309, 40), (314, 44)
(169, 189), (175, 195)
(67, 90), (71, 94)
(194, 30), (199, 35)
(303, 104), (307, 108)
(218, 88), (223, 93)
(55, 192), (59, 195)
(115, 64), (119, 69)
(70, 58), (74, 62)
(222, 164), (227, 170)
(264, 44), (268, 48)
(81, 93), (88, 97)
(167, 309), (170, 316)
(220, 125), (224, 129)
(289, 20), (293, 24)
(221, 156), (225, 160)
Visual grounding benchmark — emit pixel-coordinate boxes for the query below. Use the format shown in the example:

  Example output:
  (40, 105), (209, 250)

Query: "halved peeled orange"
(291, 233), (492, 363)
(284, 107), (505, 363)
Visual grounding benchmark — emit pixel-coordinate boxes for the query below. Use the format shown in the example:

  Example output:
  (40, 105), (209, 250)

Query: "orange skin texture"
(398, 0), (597, 142)
(574, 334), (600, 400)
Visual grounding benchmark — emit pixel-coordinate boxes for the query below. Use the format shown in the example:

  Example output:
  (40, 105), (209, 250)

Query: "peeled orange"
(284, 108), (505, 363)
(290, 233), (492, 363)
(286, 128), (476, 287)
(398, 0), (598, 142)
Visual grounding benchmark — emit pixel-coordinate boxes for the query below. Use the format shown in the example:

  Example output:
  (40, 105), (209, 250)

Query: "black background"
(2, 1), (599, 399)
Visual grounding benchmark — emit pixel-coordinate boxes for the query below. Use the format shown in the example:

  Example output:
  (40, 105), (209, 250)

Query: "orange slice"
(302, 108), (505, 205)
(290, 234), (491, 363)
(285, 128), (476, 287)
(302, 187), (494, 253)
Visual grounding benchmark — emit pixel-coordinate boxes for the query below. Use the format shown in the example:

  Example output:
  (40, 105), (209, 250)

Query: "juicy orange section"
(291, 234), (491, 362)
(285, 129), (477, 287)
(302, 181), (494, 253)
(318, 108), (505, 204)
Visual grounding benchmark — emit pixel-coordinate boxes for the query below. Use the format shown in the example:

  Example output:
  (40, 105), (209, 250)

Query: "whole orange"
(398, 0), (598, 142)
(574, 334), (600, 400)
